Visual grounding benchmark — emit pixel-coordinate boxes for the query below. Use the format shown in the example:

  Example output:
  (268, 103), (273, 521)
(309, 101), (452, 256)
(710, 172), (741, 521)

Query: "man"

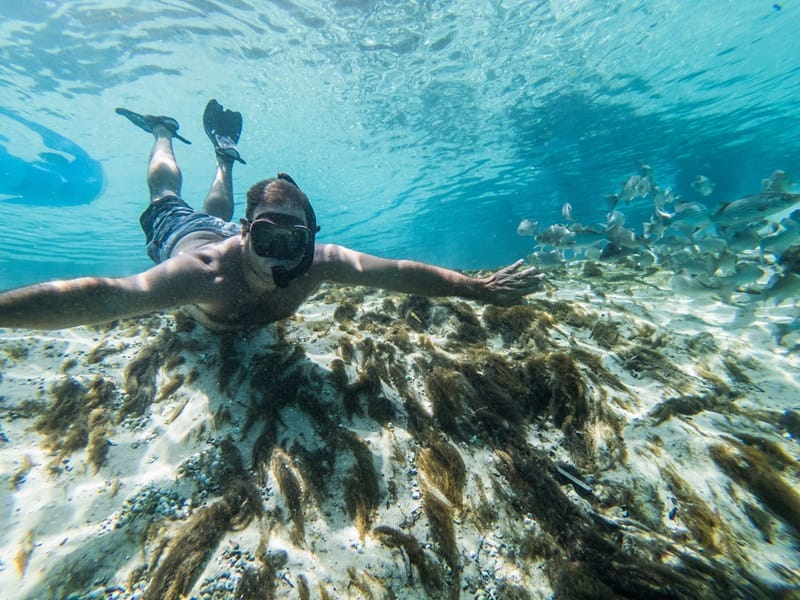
(0, 100), (545, 331)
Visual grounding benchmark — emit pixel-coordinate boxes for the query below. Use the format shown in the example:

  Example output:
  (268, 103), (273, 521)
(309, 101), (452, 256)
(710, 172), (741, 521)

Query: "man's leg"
(115, 108), (189, 203)
(202, 156), (235, 220)
(201, 99), (244, 221)
(147, 126), (182, 202)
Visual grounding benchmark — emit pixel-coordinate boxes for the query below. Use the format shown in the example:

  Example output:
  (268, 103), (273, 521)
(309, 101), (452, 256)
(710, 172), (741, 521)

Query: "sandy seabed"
(0, 263), (798, 600)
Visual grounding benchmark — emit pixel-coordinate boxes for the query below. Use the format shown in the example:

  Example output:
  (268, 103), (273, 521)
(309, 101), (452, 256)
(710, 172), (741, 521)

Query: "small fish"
(772, 319), (800, 346)
(650, 233), (693, 256)
(606, 210), (626, 229)
(691, 175), (715, 197)
(731, 261), (766, 286)
(652, 186), (674, 210)
(635, 175), (652, 198)
(761, 272), (800, 305)
(568, 224), (607, 253)
(761, 170), (792, 193)
(633, 249), (657, 269)
(760, 217), (800, 258)
(606, 223), (641, 250)
(693, 235), (728, 255)
(779, 245), (800, 274)
(535, 224), (574, 246)
(713, 192), (800, 231)
(530, 249), (565, 268)
(712, 249), (737, 276)
(655, 201), (712, 233)
(724, 227), (763, 253)
(561, 202), (574, 222)
(516, 218), (539, 237)
(605, 193), (621, 212)
(677, 254), (718, 278)
(669, 274), (719, 299)
(620, 175), (648, 204)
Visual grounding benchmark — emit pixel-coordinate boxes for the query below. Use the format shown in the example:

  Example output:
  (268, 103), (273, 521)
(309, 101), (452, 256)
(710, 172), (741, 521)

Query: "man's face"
(245, 203), (310, 271)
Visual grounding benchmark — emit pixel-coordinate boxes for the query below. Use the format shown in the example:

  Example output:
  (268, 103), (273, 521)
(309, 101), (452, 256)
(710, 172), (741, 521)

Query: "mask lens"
(250, 219), (310, 260)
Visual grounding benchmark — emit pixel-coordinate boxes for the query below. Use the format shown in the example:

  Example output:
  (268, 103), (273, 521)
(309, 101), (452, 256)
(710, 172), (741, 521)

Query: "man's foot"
(203, 99), (245, 164)
(115, 107), (191, 144)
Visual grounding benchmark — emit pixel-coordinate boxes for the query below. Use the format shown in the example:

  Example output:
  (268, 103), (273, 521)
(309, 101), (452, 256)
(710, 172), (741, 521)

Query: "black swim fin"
(115, 107), (191, 144)
(203, 99), (245, 164)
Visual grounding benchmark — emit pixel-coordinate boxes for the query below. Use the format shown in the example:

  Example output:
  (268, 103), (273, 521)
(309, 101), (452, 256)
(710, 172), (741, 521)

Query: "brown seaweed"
(341, 431), (381, 540)
(373, 526), (444, 596)
(710, 440), (800, 538)
(122, 329), (180, 416)
(271, 447), (306, 547)
(145, 441), (262, 600)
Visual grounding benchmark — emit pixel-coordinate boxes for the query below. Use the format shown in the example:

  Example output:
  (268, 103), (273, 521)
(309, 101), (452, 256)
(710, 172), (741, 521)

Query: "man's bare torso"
(171, 232), (322, 330)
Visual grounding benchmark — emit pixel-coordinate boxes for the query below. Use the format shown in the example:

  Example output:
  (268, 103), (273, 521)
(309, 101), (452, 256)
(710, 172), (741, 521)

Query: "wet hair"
(244, 173), (320, 288)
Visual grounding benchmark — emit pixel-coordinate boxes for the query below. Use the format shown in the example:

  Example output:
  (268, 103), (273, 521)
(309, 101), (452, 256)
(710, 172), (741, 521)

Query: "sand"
(0, 263), (798, 599)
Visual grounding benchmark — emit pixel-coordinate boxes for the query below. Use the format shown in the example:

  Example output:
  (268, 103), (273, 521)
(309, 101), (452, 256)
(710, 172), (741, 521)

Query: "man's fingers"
(502, 259), (524, 274)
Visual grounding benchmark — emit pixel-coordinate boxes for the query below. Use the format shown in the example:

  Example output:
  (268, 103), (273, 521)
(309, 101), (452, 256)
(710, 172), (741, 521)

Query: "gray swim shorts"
(139, 196), (240, 264)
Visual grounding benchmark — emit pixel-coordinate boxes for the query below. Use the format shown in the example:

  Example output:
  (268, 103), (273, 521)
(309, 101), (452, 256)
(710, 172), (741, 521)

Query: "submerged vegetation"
(1, 271), (798, 599)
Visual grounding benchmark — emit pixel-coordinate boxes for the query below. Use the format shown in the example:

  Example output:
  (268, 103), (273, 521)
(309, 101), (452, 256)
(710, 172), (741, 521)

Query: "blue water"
(1, 0), (798, 289)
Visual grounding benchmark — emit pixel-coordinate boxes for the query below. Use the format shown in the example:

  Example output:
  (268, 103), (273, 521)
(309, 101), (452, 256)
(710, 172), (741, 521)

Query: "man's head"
(242, 174), (319, 288)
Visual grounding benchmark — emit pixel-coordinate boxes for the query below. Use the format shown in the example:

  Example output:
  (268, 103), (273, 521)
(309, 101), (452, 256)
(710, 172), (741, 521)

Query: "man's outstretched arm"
(0, 255), (212, 330)
(313, 244), (545, 306)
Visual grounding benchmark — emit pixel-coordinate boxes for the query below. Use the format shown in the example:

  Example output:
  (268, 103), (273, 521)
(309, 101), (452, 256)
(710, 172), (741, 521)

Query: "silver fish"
(652, 186), (674, 210)
(772, 318), (800, 346)
(728, 261), (766, 288)
(650, 223), (694, 247)
(712, 249), (737, 276)
(677, 255), (718, 277)
(561, 202), (574, 222)
(606, 210), (626, 229)
(606, 223), (641, 250)
(633, 249), (656, 269)
(761, 272), (800, 305)
(569, 225), (607, 252)
(669, 274), (719, 299)
(713, 192), (800, 230)
(693, 235), (729, 255)
(516, 218), (539, 237)
(530, 249), (565, 268)
(761, 169), (793, 193)
(724, 227), (763, 253)
(635, 175), (652, 198)
(760, 218), (800, 257)
(691, 175), (715, 197)
(605, 193), (621, 212)
(535, 224), (574, 246)
(620, 174), (651, 204)
(655, 201), (712, 234)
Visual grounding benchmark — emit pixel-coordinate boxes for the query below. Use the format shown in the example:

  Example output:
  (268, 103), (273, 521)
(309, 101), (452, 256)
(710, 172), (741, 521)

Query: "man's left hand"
(481, 259), (545, 306)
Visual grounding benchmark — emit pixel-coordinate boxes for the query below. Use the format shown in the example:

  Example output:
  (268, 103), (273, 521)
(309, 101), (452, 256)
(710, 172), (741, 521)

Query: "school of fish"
(517, 166), (800, 307)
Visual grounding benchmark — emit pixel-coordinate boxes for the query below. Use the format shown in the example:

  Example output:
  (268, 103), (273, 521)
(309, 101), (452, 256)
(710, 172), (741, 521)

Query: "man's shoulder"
(172, 234), (239, 261)
(313, 243), (353, 262)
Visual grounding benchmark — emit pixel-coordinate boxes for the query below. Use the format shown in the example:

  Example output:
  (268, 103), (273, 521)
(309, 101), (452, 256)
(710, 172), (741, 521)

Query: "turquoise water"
(0, 1), (798, 288)
(2, 5), (800, 597)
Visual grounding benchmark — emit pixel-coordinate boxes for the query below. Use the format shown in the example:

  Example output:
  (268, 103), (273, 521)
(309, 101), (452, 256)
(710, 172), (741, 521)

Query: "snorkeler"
(0, 100), (545, 331)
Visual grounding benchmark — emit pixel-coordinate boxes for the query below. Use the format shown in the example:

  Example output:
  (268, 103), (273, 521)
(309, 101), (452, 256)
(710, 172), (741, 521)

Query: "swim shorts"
(139, 195), (240, 264)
